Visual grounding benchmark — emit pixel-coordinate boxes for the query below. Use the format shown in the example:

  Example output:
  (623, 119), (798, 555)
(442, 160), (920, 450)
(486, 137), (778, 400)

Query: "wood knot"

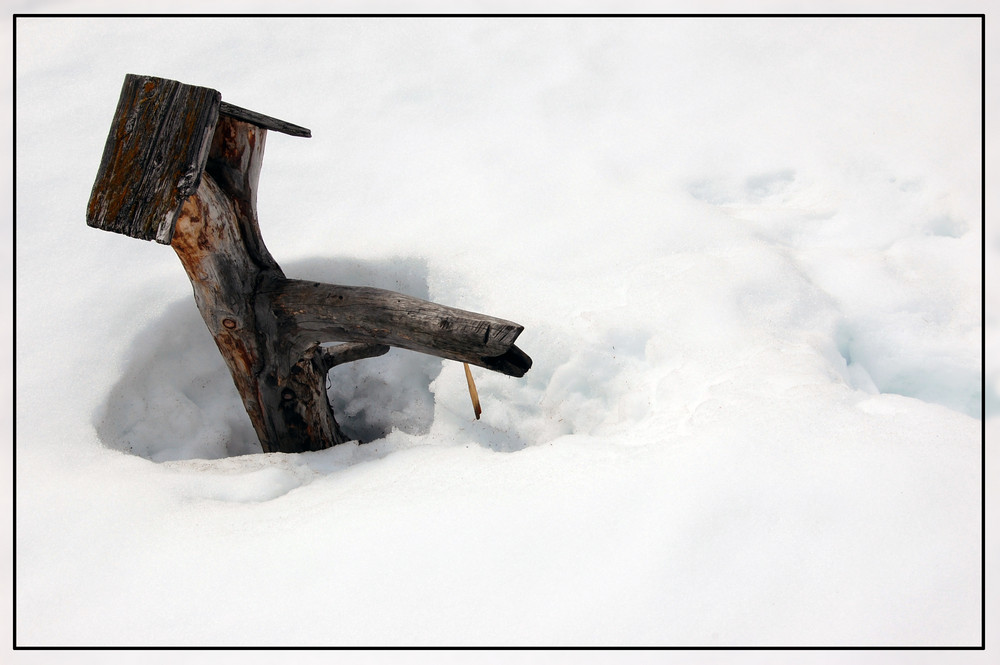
(223, 318), (237, 329)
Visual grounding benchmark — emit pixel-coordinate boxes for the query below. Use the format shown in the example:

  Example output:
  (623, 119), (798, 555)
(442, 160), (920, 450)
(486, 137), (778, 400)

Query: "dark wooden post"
(87, 74), (531, 454)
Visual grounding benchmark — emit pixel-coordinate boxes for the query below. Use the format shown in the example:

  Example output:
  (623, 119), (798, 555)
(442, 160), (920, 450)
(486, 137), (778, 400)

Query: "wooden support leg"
(170, 116), (353, 453)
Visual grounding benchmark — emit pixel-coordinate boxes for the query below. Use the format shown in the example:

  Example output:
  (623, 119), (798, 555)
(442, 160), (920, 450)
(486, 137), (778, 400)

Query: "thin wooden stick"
(463, 362), (482, 420)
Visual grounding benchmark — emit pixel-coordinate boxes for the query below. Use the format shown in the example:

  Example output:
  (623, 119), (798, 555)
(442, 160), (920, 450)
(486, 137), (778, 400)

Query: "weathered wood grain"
(219, 101), (311, 138)
(263, 279), (532, 377)
(87, 74), (221, 244)
(170, 172), (275, 445)
(321, 342), (391, 369)
(205, 114), (283, 274)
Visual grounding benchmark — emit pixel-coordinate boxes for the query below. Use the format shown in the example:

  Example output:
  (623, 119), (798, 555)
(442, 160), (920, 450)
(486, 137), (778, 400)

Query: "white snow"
(11, 8), (988, 653)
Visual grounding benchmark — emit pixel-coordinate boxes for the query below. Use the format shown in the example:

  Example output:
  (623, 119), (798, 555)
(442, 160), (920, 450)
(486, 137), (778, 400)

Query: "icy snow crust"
(15, 17), (982, 646)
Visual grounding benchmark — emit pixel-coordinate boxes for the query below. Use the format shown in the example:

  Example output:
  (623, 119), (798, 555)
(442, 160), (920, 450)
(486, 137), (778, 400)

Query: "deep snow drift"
(14, 16), (983, 647)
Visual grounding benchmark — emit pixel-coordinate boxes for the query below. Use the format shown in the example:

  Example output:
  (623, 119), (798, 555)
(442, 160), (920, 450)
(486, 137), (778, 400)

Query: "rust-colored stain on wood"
(87, 74), (220, 243)
(171, 176), (272, 447)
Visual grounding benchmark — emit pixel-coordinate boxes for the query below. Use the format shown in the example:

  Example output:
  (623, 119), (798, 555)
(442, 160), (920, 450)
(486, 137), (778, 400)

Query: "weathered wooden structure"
(87, 74), (531, 454)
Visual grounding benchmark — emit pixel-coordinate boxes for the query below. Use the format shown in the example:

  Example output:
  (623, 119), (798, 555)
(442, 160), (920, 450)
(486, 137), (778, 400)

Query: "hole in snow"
(93, 256), (439, 461)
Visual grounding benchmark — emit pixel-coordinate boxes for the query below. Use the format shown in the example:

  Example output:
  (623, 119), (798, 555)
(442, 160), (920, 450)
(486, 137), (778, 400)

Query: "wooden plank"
(219, 101), (311, 138)
(87, 74), (221, 243)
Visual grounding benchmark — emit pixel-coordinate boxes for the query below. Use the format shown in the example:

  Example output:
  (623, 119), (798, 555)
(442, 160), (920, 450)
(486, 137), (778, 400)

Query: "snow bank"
(14, 14), (983, 648)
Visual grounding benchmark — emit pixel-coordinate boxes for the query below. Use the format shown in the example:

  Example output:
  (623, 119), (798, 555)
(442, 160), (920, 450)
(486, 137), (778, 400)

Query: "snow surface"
(12, 11), (987, 651)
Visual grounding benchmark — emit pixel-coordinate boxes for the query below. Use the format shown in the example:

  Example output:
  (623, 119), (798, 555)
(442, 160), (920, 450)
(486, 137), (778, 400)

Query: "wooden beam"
(219, 101), (311, 138)
(87, 74), (221, 244)
(263, 279), (532, 377)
